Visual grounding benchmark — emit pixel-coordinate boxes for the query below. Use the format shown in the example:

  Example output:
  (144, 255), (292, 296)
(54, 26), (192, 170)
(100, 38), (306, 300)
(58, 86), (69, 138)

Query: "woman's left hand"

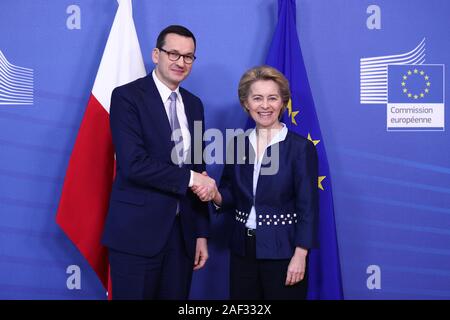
(285, 247), (308, 286)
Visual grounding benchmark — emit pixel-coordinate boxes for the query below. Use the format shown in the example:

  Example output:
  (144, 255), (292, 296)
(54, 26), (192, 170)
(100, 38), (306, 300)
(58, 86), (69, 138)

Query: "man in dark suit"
(102, 25), (214, 299)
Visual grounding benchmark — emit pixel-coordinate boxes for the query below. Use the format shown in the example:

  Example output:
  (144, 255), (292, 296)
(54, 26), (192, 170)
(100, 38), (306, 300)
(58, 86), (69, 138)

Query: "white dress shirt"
(152, 70), (194, 186)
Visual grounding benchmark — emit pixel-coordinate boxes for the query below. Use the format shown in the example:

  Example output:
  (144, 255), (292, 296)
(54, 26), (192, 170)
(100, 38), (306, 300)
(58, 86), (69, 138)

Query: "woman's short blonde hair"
(238, 65), (291, 118)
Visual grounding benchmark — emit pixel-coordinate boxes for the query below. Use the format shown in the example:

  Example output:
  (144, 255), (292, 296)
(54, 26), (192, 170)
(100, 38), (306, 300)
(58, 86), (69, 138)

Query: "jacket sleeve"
(294, 140), (319, 249)
(217, 137), (237, 210)
(218, 163), (235, 210)
(109, 87), (190, 195)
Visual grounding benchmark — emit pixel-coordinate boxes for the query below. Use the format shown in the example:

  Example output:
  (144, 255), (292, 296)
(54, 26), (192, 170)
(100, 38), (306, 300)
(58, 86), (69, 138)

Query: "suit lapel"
(179, 89), (197, 167)
(180, 90), (195, 157)
(180, 89), (195, 137)
(138, 75), (174, 149)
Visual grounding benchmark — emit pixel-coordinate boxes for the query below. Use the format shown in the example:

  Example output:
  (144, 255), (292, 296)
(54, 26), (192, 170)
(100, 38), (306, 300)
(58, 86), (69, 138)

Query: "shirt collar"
(152, 69), (181, 103)
(249, 122), (288, 152)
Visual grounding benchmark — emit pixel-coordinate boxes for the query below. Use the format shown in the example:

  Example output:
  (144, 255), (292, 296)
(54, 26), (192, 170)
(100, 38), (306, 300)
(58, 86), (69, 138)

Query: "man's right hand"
(192, 171), (216, 202)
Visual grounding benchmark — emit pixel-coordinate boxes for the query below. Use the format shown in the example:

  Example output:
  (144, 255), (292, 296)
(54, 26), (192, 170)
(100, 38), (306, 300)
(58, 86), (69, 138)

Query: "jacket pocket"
(112, 189), (145, 206)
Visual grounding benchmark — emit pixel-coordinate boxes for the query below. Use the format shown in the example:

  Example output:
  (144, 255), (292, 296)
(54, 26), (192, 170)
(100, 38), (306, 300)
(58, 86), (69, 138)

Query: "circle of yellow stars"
(401, 68), (431, 100)
(287, 98), (326, 191)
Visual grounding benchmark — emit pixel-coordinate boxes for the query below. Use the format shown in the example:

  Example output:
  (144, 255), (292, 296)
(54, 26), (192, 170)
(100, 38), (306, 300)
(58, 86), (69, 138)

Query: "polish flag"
(56, 0), (146, 297)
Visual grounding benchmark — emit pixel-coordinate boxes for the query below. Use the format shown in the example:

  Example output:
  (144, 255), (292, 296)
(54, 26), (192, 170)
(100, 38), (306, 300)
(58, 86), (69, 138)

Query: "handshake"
(191, 171), (221, 204)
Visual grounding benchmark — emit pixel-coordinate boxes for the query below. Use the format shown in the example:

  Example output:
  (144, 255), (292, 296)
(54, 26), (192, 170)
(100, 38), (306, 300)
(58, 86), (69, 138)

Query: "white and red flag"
(56, 0), (146, 296)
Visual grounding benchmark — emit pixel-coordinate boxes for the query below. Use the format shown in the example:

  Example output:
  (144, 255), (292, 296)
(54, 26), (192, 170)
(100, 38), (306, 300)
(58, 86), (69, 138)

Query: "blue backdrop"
(0, 0), (449, 299)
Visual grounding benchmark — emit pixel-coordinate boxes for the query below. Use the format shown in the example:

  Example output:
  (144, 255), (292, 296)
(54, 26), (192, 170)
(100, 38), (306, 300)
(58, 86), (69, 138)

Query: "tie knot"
(169, 92), (177, 102)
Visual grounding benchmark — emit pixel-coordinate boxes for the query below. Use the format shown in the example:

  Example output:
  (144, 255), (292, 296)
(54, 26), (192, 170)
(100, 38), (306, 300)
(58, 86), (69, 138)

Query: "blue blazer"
(219, 131), (319, 259)
(102, 74), (209, 258)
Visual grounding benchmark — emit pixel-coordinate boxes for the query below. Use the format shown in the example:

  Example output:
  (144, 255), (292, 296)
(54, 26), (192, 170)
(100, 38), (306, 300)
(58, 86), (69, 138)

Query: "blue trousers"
(108, 216), (194, 300)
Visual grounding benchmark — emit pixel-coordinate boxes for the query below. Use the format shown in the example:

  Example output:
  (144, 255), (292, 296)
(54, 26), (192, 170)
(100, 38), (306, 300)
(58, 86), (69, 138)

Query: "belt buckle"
(246, 228), (255, 237)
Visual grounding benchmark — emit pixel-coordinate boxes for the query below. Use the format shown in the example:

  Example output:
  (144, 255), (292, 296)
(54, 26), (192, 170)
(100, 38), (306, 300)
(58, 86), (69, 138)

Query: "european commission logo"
(387, 64), (444, 131)
(360, 39), (445, 131)
(0, 50), (34, 105)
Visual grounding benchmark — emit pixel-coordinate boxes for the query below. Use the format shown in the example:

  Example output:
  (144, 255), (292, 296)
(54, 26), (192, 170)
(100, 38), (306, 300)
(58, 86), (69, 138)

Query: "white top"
(245, 123), (288, 230)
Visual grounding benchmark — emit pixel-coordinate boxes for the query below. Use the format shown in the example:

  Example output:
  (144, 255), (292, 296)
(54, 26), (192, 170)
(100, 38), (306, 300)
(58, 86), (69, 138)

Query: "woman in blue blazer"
(196, 65), (319, 299)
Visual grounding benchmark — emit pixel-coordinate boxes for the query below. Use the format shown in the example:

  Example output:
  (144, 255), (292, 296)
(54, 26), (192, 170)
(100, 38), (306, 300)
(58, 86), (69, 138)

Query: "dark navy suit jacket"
(102, 74), (209, 258)
(219, 131), (319, 259)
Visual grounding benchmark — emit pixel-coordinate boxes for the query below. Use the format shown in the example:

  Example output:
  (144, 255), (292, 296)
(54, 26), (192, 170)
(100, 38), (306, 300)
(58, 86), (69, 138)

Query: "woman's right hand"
(192, 172), (222, 204)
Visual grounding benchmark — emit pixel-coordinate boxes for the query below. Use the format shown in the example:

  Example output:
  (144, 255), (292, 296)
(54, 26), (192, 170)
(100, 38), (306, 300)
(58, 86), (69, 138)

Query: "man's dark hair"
(156, 25), (196, 50)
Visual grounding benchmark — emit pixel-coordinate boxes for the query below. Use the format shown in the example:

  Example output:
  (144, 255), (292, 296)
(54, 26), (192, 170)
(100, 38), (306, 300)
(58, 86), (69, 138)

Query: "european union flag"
(265, 0), (343, 299)
(388, 64), (444, 104)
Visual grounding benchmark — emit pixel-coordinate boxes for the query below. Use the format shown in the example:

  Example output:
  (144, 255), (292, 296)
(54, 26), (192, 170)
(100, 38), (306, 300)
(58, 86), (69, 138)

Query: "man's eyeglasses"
(158, 48), (196, 64)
